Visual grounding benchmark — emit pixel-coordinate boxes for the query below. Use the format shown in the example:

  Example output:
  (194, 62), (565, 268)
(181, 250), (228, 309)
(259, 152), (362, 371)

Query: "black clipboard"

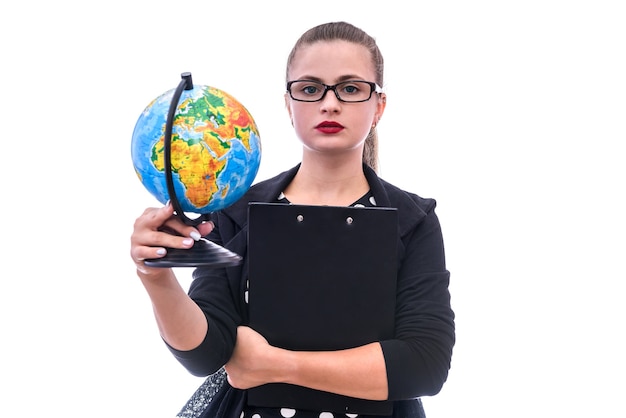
(246, 202), (398, 415)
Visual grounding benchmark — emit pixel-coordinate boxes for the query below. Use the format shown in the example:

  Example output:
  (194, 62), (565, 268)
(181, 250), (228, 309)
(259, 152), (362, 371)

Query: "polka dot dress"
(241, 408), (367, 418)
(241, 191), (390, 418)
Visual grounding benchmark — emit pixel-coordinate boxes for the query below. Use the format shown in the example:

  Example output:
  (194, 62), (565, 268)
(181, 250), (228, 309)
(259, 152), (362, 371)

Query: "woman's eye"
(343, 85), (359, 94)
(303, 85), (320, 94)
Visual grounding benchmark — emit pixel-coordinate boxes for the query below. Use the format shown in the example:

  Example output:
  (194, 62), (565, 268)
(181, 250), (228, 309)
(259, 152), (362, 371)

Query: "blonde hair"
(286, 22), (384, 172)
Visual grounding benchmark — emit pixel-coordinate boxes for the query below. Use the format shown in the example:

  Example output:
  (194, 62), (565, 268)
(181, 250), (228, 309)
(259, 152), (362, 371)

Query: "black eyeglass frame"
(286, 80), (383, 103)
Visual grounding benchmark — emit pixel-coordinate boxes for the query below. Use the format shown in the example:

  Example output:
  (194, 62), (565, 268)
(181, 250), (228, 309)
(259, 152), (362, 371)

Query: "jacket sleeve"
(380, 205), (455, 399)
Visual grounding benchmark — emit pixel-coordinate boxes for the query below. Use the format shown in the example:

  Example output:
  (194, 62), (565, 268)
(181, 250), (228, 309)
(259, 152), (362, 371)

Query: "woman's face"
(285, 40), (386, 159)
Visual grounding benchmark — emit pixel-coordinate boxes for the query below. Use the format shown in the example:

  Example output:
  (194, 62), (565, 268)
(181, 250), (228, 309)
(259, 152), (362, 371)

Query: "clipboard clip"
(295, 214), (354, 225)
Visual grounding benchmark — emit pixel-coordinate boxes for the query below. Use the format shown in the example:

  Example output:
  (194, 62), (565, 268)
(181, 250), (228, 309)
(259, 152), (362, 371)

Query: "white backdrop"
(1, 1), (624, 417)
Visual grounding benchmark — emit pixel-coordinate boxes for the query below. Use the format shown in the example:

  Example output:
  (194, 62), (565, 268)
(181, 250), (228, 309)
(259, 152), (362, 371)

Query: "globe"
(131, 76), (262, 221)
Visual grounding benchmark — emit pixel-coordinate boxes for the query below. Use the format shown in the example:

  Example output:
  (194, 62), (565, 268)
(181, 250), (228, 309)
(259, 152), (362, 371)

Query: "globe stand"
(144, 238), (242, 268)
(144, 72), (243, 268)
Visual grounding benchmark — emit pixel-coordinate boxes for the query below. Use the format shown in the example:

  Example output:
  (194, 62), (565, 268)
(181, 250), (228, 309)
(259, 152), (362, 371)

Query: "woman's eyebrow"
(292, 74), (368, 83)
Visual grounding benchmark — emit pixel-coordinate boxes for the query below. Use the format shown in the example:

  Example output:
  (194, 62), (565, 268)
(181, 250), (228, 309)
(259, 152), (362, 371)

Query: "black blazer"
(167, 163), (455, 400)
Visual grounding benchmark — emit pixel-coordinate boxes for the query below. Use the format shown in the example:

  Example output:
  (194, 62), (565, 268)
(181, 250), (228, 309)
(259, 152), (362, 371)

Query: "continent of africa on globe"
(131, 83), (262, 216)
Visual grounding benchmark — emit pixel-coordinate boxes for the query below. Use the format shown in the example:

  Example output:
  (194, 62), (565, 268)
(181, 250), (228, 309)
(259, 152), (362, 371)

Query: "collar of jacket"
(220, 163), (433, 241)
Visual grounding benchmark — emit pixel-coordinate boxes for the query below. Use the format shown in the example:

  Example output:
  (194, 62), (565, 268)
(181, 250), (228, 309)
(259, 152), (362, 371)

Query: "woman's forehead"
(288, 40), (375, 82)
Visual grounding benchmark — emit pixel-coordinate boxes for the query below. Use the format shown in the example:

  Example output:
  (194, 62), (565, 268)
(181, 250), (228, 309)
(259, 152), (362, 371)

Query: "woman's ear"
(284, 93), (294, 126)
(375, 93), (387, 124)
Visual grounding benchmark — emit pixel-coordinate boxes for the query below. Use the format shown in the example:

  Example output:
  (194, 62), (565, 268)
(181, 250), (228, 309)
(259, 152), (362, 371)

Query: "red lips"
(315, 121), (344, 134)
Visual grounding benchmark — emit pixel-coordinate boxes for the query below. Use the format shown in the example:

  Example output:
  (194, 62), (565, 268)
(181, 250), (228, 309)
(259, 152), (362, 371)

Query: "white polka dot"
(353, 203), (365, 208)
(245, 290), (249, 303)
(369, 196), (377, 206)
(346, 414), (358, 418)
(252, 414), (261, 418)
(280, 408), (296, 417)
(319, 412), (334, 418)
(239, 412), (244, 418)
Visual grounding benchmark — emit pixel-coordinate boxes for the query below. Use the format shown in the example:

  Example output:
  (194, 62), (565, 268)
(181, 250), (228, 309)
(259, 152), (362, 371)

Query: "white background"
(1, 1), (624, 417)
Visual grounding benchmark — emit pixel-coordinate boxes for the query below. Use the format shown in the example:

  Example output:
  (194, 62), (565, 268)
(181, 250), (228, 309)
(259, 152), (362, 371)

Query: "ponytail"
(363, 127), (379, 173)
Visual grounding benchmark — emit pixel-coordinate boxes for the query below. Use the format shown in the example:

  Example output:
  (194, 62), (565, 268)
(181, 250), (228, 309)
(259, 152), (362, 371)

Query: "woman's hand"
(129, 202), (214, 350)
(225, 326), (286, 389)
(130, 202), (214, 275)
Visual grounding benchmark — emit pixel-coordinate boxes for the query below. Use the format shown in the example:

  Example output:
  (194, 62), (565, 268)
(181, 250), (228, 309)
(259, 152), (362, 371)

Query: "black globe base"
(144, 239), (243, 268)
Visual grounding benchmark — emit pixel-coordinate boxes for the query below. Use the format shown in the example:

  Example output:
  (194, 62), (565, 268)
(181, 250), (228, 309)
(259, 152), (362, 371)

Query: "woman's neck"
(283, 156), (369, 206)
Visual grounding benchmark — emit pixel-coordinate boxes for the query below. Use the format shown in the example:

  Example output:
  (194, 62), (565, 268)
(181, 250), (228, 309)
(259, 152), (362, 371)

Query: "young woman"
(130, 21), (455, 418)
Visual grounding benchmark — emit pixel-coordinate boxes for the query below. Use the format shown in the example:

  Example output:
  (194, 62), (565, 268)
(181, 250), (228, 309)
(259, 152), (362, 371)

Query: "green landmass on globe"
(131, 83), (262, 215)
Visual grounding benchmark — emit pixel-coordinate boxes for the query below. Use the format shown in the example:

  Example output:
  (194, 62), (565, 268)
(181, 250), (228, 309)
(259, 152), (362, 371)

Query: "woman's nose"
(319, 90), (341, 112)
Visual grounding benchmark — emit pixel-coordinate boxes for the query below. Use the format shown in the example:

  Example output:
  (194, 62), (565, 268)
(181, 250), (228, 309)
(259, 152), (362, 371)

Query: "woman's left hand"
(224, 326), (285, 389)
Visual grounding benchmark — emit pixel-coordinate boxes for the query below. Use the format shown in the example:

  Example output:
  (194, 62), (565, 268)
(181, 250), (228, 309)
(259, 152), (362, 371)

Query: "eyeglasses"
(286, 80), (383, 103)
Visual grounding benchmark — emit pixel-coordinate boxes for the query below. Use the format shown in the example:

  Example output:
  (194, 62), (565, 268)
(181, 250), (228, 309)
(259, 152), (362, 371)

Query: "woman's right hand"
(130, 202), (213, 349)
(130, 201), (214, 276)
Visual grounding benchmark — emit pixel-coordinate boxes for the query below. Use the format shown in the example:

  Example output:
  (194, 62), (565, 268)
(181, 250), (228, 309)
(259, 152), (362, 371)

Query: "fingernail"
(190, 231), (201, 241)
(156, 248), (167, 256)
(182, 238), (194, 246)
